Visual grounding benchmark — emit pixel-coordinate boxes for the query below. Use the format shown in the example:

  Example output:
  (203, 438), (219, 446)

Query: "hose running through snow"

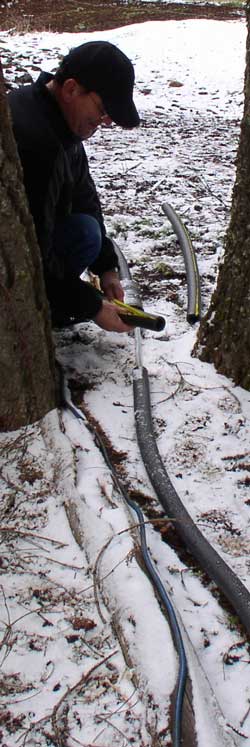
(115, 204), (250, 630)
(133, 364), (250, 635)
(114, 233), (188, 745)
(62, 381), (187, 747)
(63, 202), (250, 746)
(162, 201), (201, 323)
(115, 204), (250, 635)
(114, 201), (250, 732)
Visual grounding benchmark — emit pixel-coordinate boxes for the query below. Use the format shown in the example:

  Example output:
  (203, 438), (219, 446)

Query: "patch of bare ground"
(0, 0), (245, 34)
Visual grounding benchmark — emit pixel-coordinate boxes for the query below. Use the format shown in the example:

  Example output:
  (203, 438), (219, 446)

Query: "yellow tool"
(113, 299), (166, 332)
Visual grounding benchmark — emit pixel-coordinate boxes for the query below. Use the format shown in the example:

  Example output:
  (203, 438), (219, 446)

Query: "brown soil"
(0, 0), (245, 34)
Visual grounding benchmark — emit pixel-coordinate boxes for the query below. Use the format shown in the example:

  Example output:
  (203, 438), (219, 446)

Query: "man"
(8, 41), (140, 331)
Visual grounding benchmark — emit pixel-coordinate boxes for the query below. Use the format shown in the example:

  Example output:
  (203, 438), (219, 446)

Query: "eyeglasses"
(88, 92), (111, 123)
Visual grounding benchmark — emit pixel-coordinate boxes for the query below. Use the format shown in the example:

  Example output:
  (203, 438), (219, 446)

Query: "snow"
(1, 14), (250, 747)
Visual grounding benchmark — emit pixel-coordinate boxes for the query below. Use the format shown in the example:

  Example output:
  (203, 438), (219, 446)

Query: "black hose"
(133, 365), (250, 635)
(112, 233), (188, 745)
(60, 208), (248, 745)
(113, 211), (250, 721)
(62, 382), (187, 747)
(162, 202), (201, 323)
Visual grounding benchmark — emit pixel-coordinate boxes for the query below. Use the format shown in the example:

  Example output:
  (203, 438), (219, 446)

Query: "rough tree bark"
(0, 61), (56, 431)
(194, 4), (250, 389)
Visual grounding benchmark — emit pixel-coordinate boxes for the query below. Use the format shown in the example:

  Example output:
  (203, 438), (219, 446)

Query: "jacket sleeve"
(71, 145), (119, 276)
(45, 273), (104, 322)
(16, 143), (65, 277)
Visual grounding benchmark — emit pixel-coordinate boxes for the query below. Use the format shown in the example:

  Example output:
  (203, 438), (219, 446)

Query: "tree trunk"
(0, 61), (56, 431)
(194, 4), (250, 389)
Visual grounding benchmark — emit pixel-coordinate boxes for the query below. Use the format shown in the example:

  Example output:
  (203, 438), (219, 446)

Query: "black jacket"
(8, 72), (118, 321)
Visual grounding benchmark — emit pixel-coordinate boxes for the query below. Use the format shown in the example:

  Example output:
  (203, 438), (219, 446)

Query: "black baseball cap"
(55, 40), (140, 129)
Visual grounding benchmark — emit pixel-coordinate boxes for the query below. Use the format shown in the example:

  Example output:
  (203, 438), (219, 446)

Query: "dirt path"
(1, 0), (245, 34)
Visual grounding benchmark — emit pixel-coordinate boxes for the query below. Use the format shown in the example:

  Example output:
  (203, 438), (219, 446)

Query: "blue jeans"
(53, 213), (102, 277)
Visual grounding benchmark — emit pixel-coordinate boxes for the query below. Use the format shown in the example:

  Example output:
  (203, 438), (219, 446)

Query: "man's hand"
(100, 270), (124, 302)
(94, 299), (132, 333)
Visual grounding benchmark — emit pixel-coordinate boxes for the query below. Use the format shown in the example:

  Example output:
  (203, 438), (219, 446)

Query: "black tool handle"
(118, 312), (165, 332)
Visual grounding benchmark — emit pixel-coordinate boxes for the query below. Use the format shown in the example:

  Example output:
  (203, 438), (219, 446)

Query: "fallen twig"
(0, 525), (67, 546)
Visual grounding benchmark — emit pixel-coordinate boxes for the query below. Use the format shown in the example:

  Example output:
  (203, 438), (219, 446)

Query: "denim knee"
(53, 213), (102, 276)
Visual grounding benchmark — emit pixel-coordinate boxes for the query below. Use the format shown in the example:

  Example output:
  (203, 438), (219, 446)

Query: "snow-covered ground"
(1, 16), (250, 747)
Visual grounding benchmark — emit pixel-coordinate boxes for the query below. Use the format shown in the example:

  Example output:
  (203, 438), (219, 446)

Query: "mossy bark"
(0, 61), (56, 431)
(194, 3), (250, 389)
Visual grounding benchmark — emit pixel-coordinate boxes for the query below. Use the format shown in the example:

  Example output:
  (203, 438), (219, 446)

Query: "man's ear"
(62, 78), (83, 101)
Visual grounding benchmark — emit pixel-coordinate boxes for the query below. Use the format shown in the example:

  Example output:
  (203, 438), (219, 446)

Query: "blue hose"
(61, 204), (202, 744)
(62, 382), (187, 747)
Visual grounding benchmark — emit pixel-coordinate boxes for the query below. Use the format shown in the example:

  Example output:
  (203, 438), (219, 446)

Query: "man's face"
(61, 80), (112, 139)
